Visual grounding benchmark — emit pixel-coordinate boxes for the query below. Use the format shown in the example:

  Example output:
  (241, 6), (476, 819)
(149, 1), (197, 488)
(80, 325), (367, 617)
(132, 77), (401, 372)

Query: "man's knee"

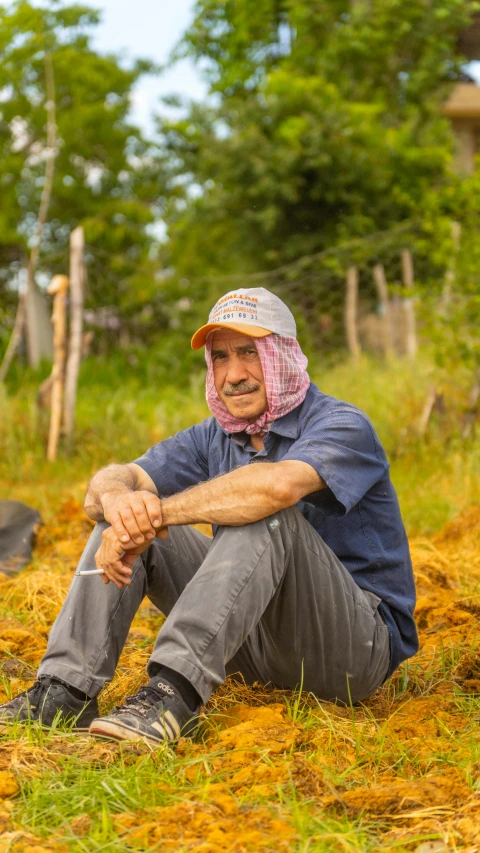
(267, 505), (306, 531)
(272, 505), (302, 521)
(213, 506), (302, 538)
(90, 520), (110, 539)
(80, 521), (110, 557)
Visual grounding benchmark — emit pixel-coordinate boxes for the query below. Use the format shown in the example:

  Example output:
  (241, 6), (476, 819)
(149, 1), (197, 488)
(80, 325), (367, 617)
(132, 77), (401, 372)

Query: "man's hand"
(101, 490), (168, 548)
(95, 526), (150, 588)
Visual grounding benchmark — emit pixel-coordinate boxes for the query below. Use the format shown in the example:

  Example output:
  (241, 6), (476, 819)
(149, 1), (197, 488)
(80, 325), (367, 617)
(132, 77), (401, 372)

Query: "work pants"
(38, 507), (390, 705)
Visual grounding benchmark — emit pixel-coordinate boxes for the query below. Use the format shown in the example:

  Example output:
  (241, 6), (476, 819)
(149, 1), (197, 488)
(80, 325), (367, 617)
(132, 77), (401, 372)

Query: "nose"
(225, 353), (249, 385)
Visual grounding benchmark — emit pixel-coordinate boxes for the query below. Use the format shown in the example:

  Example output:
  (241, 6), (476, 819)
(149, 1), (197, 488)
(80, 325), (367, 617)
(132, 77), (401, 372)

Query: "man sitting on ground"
(0, 288), (418, 744)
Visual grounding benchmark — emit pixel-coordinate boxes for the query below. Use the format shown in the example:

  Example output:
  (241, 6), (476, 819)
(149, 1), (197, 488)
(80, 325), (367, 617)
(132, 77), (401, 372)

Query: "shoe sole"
(0, 711), (96, 732)
(0, 719), (94, 733)
(89, 719), (165, 746)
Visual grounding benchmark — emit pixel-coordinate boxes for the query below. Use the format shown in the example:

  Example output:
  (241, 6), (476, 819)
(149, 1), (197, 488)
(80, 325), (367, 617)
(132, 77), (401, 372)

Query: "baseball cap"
(191, 287), (297, 349)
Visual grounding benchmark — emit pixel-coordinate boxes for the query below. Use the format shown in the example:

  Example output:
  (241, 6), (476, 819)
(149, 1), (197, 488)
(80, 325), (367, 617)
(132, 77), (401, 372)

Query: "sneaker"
(0, 678), (99, 731)
(88, 679), (200, 746)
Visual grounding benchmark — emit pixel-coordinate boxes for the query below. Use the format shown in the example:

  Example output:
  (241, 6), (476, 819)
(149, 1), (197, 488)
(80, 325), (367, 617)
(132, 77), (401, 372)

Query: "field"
(0, 354), (479, 852)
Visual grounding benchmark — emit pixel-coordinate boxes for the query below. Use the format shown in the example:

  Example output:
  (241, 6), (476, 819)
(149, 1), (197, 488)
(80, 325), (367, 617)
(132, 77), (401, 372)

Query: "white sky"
(78, 0), (207, 134)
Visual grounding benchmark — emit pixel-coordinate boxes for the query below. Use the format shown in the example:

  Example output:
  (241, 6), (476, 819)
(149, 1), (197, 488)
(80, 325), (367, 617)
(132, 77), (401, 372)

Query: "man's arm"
(84, 463), (164, 545)
(95, 459), (325, 588)
(160, 460), (325, 528)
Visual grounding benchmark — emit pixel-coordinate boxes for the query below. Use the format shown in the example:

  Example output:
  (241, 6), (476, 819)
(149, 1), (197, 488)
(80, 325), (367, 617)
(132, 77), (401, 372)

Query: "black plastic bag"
(0, 501), (42, 575)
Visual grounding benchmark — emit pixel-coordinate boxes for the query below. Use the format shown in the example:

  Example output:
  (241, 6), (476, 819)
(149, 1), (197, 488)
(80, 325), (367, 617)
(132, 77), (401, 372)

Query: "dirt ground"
(0, 501), (478, 852)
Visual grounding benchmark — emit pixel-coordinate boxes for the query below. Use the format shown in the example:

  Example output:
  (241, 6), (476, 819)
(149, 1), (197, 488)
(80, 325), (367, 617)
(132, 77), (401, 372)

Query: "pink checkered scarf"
(205, 333), (310, 435)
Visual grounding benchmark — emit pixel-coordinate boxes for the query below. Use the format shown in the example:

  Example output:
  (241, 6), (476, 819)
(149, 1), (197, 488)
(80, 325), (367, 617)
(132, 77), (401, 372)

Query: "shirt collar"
(268, 403), (302, 439)
(229, 398), (303, 446)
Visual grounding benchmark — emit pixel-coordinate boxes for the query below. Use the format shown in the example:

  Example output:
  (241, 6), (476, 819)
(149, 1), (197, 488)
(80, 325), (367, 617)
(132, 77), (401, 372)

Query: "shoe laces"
(17, 680), (52, 708)
(114, 685), (168, 718)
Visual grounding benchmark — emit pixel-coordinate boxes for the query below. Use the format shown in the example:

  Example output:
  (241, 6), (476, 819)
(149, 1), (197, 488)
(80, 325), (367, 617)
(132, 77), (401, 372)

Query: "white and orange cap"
(191, 287), (297, 349)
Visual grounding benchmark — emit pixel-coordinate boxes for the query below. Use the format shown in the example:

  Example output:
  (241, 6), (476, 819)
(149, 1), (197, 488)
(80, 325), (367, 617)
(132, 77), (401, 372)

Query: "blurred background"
(2, 0), (480, 533)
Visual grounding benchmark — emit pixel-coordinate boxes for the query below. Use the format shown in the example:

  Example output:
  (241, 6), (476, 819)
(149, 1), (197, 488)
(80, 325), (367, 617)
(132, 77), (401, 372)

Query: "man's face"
(210, 328), (268, 422)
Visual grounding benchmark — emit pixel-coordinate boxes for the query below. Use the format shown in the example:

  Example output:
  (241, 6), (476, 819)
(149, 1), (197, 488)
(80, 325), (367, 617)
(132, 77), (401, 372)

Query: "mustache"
(223, 382), (260, 396)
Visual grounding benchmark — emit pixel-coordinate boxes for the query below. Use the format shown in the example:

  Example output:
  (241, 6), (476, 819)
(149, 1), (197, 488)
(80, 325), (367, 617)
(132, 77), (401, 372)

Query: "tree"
(0, 0), (168, 355)
(159, 0), (477, 275)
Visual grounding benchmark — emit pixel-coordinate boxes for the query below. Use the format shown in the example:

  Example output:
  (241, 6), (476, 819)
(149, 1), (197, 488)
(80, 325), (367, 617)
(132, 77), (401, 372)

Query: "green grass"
(3, 683), (478, 851)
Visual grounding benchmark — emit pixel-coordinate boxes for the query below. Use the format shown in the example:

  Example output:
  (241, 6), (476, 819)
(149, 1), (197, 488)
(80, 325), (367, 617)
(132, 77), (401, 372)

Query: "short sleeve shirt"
(134, 383), (418, 677)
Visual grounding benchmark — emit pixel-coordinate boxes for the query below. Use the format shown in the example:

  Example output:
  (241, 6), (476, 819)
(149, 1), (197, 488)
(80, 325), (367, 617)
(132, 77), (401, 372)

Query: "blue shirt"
(134, 383), (418, 677)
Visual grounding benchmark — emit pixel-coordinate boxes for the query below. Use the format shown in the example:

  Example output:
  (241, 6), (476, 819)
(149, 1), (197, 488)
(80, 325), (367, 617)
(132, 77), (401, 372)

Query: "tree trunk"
(0, 52), (57, 381)
(0, 295), (27, 384)
(26, 52), (57, 368)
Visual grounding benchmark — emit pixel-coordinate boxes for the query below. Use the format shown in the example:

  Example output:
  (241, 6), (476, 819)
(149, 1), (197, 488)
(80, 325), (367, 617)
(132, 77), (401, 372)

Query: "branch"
(0, 295), (27, 384)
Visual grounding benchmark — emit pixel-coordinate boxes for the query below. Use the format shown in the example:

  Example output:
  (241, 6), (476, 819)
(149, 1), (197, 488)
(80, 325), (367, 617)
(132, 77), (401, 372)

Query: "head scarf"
(205, 333), (310, 435)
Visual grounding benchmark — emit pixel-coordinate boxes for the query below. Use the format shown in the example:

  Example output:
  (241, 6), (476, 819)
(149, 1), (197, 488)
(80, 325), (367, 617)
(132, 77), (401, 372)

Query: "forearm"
(160, 461), (320, 528)
(84, 464), (137, 521)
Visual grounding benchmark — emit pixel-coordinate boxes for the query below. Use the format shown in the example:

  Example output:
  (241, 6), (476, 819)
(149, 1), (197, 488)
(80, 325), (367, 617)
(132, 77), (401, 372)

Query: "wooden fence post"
(345, 266), (361, 362)
(417, 385), (438, 437)
(372, 263), (394, 358)
(63, 226), (85, 445)
(47, 275), (69, 462)
(401, 249), (417, 360)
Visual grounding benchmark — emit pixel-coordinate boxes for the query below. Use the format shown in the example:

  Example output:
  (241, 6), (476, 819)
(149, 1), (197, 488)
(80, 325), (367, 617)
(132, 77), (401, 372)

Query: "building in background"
(443, 19), (480, 174)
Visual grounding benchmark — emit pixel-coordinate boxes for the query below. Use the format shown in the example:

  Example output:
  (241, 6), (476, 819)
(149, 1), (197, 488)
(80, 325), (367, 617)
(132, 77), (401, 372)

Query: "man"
(0, 288), (418, 745)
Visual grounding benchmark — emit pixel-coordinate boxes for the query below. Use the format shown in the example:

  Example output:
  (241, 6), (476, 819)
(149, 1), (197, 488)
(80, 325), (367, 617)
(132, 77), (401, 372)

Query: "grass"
(0, 351), (479, 851)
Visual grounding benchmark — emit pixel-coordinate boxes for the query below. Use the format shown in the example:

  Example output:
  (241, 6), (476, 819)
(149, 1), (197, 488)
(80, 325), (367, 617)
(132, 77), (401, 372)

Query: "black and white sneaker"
(0, 678), (99, 730)
(88, 679), (200, 746)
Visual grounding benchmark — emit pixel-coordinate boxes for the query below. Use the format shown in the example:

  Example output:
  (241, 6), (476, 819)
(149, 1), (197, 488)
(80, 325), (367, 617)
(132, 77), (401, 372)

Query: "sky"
(80, 0), (207, 134)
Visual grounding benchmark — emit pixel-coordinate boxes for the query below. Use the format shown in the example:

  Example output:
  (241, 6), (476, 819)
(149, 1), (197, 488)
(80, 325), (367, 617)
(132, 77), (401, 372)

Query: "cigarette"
(75, 569), (105, 576)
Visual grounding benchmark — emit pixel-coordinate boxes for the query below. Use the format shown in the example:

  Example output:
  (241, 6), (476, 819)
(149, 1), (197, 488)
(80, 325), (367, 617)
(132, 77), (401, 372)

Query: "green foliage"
(181, 0), (473, 107)
(161, 0), (477, 275)
(415, 174), (480, 371)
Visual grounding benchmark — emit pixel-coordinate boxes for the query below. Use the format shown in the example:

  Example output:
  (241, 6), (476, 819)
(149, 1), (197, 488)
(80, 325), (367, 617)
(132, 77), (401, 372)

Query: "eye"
(212, 353), (226, 361)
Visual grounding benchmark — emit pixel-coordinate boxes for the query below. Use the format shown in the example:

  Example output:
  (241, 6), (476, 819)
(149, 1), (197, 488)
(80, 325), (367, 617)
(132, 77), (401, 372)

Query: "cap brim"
(191, 322), (272, 350)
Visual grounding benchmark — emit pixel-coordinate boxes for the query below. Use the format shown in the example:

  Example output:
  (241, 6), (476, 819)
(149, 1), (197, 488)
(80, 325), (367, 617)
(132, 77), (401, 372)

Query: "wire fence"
(173, 219), (426, 359)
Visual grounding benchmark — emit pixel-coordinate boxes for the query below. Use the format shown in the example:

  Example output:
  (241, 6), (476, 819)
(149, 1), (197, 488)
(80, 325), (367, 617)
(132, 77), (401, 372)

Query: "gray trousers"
(38, 507), (390, 705)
